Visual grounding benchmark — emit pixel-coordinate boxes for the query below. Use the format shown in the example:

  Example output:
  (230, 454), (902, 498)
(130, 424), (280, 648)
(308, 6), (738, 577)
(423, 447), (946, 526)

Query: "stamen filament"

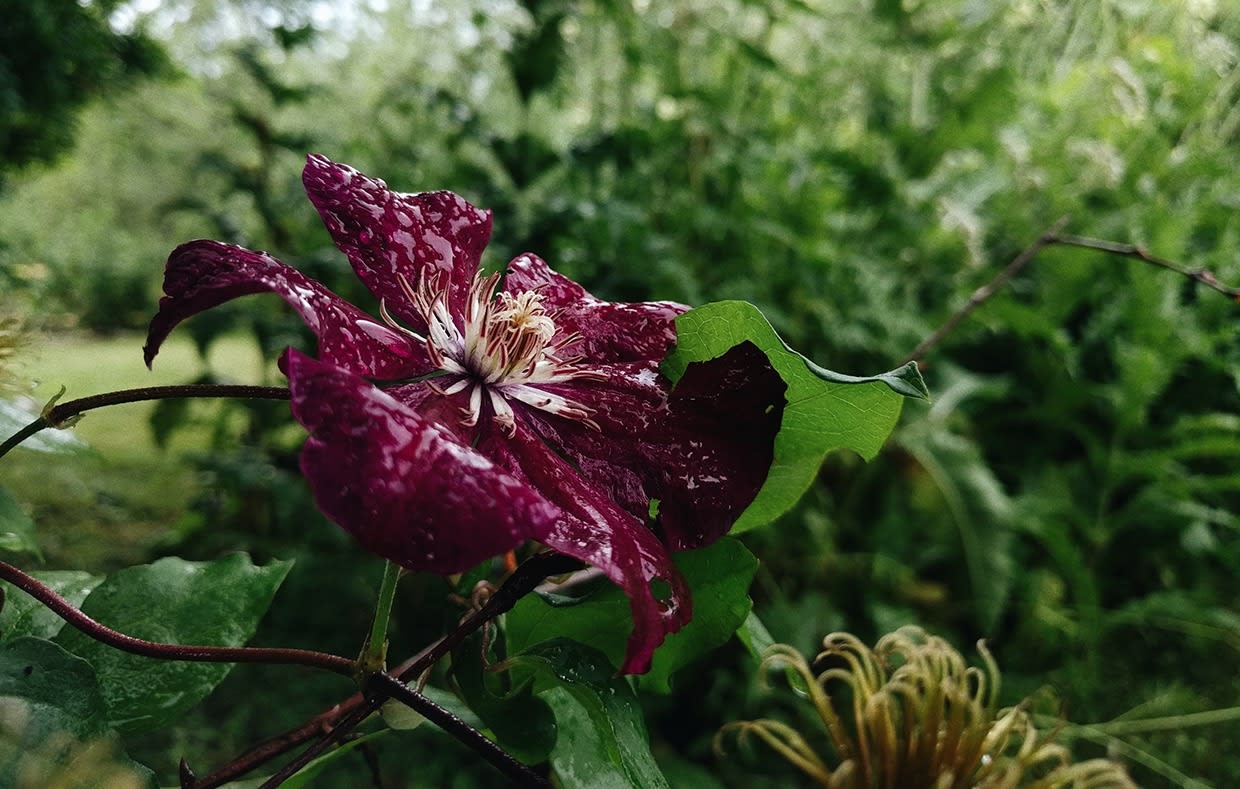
(380, 268), (605, 433)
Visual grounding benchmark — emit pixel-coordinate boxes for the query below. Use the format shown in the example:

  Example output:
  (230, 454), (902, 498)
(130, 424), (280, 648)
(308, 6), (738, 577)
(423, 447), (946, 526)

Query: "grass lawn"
(2, 331), (268, 569)
(17, 330), (270, 457)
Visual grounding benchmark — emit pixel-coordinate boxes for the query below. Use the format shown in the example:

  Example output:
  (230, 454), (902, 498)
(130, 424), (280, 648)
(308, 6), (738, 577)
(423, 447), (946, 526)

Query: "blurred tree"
(0, 0), (166, 179)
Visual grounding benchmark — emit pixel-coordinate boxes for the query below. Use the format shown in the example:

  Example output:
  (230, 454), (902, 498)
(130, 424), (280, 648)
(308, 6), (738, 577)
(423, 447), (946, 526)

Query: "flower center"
(381, 271), (604, 435)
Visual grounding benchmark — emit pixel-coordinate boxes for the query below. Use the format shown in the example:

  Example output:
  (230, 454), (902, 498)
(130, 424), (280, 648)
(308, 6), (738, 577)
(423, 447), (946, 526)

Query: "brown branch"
(183, 703), (351, 788)
(0, 384), (290, 460)
(367, 673), (549, 787)
(44, 384), (291, 426)
(900, 217), (1070, 366)
(901, 219), (1240, 366)
(396, 551), (581, 684)
(188, 551), (582, 788)
(1048, 233), (1240, 298)
(0, 560), (353, 676)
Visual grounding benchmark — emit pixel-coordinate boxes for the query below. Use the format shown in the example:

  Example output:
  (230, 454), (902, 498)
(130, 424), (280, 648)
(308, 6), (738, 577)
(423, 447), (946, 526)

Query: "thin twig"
(186, 703), (351, 788)
(45, 384), (290, 424)
(256, 700), (376, 788)
(395, 552), (582, 684)
(0, 384), (290, 461)
(368, 673), (550, 787)
(0, 561), (353, 676)
(1049, 233), (1240, 299)
(900, 217), (1070, 366)
(901, 219), (1240, 366)
(187, 645), (447, 788)
(0, 419), (47, 460)
(196, 552), (582, 788)
(1055, 705), (1240, 738)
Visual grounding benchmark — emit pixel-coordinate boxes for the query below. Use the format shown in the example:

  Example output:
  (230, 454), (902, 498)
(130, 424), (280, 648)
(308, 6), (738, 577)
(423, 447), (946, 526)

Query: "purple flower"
(145, 155), (784, 673)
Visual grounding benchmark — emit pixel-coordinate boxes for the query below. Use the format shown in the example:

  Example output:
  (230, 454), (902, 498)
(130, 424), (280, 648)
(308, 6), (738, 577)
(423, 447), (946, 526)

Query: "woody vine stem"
(0, 553), (576, 788)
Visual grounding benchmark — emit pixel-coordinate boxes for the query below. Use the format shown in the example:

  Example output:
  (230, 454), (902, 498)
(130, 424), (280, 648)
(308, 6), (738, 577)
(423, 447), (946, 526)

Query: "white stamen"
(380, 268), (605, 432)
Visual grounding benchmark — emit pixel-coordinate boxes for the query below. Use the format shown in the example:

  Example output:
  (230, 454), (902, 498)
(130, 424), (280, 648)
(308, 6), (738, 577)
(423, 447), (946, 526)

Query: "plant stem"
(0, 560), (354, 676)
(902, 219), (1240, 366)
(46, 384), (290, 424)
(1051, 233), (1240, 298)
(0, 384), (290, 462)
(214, 552), (583, 788)
(368, 672), (550, 787)
(900, 217), (1070, 366)
(358, 561), (402, 677)
(0, 418), (47, 461)
(1050, 706), (1240, 737)
(395, 551), (582, 684)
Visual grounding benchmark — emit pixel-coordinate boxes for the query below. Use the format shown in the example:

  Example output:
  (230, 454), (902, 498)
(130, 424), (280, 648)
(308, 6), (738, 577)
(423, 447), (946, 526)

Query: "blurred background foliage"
(1, 0), (1238, 786)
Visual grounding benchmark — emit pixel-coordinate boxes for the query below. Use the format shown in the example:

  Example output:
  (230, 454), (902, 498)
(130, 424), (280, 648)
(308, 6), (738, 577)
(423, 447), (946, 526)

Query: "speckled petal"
(503, 253), (688, 364)
(285, 349), (558, 574)
(640, 341), (785, 549)
(533, 341), (786, 551)
(145, 240), (425, 380)
(483, 423), (693, 674)
(302, 154), (492, 329)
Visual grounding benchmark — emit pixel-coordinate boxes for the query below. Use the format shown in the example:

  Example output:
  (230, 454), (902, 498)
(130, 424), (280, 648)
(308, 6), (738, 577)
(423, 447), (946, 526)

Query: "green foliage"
(450, 631), (558, 764)
(54, 554), (291, 735)
(511, 639), (670, 789)
(0, 0), (1237, 785)
(507, 537), (760, 694)
(0, 485), (39, 558)
(0, 637), (154, 787)
(0, 0), (165, 176)
(0, 570), (103, 642)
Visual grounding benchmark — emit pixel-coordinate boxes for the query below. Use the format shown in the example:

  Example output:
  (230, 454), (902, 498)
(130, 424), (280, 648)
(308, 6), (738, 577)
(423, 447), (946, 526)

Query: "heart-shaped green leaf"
(0, 637), (154, 787)
(1, 570), (104, 641)
(664, 300), (927, 532)
(510, 639), (669, 789)
(54, 554), (292, 735)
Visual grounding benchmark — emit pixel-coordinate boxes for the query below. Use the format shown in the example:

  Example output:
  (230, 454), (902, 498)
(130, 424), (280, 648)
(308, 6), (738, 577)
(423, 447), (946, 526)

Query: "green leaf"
(1, 570), (104, 641)
(639, 539), (759, 692)
(54, 554), (292, 735)
(512, 639), (669, 789)
(735, 610), (776, 662)
(507, 577), (629, 670)
(0, 398), (89, 454)
(0, 637), (154, 788)
(664, 301), (927, 532)
(449, 630), (557, 763)
(655, 751), (728, 789)
(0, 485), (40, 558)
(506, 538), (759, 692)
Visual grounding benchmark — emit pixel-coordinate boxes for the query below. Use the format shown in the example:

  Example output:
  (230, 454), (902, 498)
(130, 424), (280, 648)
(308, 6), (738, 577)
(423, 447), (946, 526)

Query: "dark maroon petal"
(302, 154), (492, 328)
(145, 240), (426, 380)
(482, 423), (692, 675)
(285, 349), (557, 574)
(523, 362), (666, 522)
(643, 341), (785, 549)
(504, 253), (688, 364)
(533, 341), (785, 551)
